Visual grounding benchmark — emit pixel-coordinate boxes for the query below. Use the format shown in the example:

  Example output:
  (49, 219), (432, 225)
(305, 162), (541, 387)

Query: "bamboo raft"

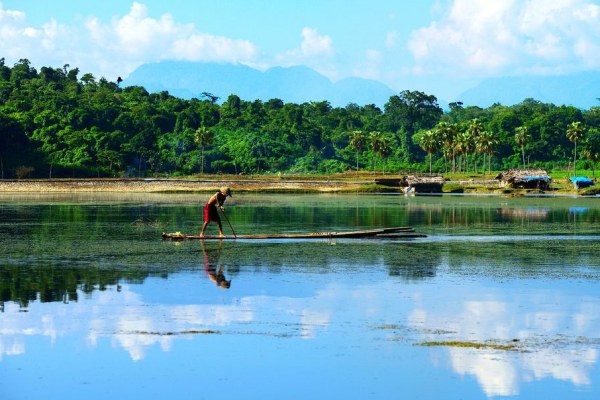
(162, 227), (425, 240)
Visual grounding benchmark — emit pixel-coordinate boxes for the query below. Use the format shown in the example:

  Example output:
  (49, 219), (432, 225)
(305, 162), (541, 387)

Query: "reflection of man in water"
(201, 241), (231, 289)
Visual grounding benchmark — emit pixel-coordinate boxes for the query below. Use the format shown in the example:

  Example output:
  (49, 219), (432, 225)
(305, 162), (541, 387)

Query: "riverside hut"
(375, 175), (445, 193)
(495, 169), (552, 190)
(401, 175), (445, 193)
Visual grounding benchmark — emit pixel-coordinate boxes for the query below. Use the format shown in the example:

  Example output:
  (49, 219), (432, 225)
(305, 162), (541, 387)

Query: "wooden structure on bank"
(375, 175), (445, 193)
(162, 227), (426, 240)
(495, 169), (552, 190)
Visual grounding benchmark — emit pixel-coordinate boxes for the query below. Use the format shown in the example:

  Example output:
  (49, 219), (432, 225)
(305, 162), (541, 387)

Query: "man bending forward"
(200, 187), (232, 237)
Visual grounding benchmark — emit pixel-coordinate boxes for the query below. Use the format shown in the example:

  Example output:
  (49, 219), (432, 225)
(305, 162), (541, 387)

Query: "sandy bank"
(0, 178), (370, 193)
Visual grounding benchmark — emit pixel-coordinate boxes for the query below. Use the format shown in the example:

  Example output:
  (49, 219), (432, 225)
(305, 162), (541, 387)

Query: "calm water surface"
(1, 193), (600, 399)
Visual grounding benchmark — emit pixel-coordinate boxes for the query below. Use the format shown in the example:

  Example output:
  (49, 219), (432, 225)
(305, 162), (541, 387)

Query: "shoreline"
(0, 178), (370, 193)
(0, 178), (597, 196)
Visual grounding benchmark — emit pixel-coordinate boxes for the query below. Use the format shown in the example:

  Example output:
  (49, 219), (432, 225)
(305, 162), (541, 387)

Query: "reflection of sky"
(409, 288), (600, 397)
(1, 274), (600, 399)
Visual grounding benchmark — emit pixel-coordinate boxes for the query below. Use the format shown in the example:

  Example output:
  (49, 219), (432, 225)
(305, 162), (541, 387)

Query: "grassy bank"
(1, 169), (598, 195)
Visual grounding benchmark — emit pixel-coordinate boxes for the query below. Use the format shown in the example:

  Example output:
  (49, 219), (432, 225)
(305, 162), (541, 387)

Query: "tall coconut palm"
(348, 130), (366, 176)
(581, 128), (600, 180)
(369, 131), (383, 174)
(457, 131), (474, 173)
(378, 135), (393, 175)
(419, 129), (440, 174)
(476, 131), (499, 175)
(467, 119), (484, 173)
(475, 133), (487, 175)
(566, 121), (585, 177)
(514, 126), (531, 169)
(194, 126), (214, 174)
(437, 122), (458, 173)
(485, 131), (499, 175)
(453, 132), (469, 173)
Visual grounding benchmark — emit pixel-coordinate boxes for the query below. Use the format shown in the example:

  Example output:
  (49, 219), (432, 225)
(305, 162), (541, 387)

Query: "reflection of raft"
(162, 227), (425, 240)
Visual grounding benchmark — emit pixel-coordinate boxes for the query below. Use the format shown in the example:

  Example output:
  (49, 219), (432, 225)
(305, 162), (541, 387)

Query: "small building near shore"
(376, 175), (445, 193)
(495, 168), (552, 190)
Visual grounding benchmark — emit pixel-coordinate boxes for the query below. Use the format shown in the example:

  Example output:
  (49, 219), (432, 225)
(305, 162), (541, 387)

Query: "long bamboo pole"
(220, 209), (237, 238)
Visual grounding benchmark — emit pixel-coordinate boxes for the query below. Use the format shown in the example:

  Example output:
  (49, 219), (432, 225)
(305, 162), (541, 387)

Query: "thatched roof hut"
(375, 175), (445, 193)
(402, 175), (445, 193)
(495, 168), (551, 190)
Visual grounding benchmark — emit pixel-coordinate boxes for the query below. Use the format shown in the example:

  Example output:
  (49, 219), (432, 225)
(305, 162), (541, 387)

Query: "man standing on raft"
(200, 187), (232, 238)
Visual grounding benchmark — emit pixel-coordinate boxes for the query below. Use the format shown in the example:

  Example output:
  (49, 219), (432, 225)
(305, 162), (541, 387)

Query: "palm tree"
(348, 130), (366, 176)
(453, 132), (471, 173)
(476, 131), (499, 175)
(378, 135), (393, 175)
(514, 126), (531, 169)
(456, 131), (473, 173)
(581, 128), (600, 180)
(437, 122), (458, 173)
(369, 131), (383, 174)
(466, 119), (484, 173)
(566, 121), (585, 177)
(419, 130), (440, 174)
(485, 131), (499, 175)
(194, 126), (214, 174)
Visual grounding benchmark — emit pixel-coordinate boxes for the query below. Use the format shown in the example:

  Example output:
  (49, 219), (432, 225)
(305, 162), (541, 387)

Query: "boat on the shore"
(162, 227), (425, 240)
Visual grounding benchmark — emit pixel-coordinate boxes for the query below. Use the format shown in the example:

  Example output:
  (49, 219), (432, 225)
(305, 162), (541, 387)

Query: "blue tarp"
(521, 176), (551, 181)
(569, 177), (594, 189)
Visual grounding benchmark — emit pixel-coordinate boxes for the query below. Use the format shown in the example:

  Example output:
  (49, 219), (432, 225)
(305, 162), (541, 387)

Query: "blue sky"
(2, 0), (600, 100)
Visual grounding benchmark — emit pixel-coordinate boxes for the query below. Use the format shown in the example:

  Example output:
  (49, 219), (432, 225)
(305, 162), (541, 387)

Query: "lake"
(1, 193), (599, 399)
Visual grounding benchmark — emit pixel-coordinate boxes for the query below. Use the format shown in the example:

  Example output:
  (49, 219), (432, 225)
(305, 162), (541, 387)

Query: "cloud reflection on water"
(1, 278), (600, 397)
(411, 295), (600, 397)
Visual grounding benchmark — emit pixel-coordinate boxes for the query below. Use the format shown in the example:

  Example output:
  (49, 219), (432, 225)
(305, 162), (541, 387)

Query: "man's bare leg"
(217, 221), (226, 238)
(200, 221), (209, 237)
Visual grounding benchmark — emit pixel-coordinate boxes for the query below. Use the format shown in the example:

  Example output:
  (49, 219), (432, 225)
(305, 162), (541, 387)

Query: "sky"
(2, 0), (600, 101)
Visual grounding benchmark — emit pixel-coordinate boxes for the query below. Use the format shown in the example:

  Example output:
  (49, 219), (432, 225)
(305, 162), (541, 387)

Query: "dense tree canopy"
(0, 59), (598, 178)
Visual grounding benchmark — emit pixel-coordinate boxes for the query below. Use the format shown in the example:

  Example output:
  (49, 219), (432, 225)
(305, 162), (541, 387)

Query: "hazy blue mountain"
(124, 61), (396, 107)
(455, 73), (600, 109)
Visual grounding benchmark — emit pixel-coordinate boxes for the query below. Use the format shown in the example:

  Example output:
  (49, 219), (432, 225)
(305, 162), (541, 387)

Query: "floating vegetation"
(130, 330), (219, 335)
(414, 341), (519, 351)
(373, 325), (454, 335)
(131, 217), (166, 229)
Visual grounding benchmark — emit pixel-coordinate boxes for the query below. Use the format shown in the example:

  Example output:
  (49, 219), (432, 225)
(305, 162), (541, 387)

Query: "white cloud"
(408, 0), (600, 77)
(0, 2), (259, 80)
(352, 49), (383, 80)
(300, 27), (334, 58)
(275, 27), (338, 79)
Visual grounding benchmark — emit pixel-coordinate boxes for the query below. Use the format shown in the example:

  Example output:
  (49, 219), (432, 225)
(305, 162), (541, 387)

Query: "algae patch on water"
(130, 330), (220, 335)
(415, 340), (519, 351)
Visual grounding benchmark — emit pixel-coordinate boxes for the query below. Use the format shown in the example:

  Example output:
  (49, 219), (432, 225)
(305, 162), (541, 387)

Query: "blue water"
(1, 193), (600, 399)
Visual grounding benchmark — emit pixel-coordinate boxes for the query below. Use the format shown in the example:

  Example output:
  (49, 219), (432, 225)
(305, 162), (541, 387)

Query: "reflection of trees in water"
(385, 244), (440, 281)
(0, 240), (442, 308)
(4, 236), (600, 308)
(0, 265), (153, 309)
(497, 207), (550, 221)
(406, 199), (600, 230)
(3, 199), (600, 308)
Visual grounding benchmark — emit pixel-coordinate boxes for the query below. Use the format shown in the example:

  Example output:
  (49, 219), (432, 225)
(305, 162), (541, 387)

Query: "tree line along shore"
(1, 58), (599, 182)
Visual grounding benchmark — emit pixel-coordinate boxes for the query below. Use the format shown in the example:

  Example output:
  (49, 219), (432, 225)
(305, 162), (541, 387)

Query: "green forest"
(1, 58), (599, 179)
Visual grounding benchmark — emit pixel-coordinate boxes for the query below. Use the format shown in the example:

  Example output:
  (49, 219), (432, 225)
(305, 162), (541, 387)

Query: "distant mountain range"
(124, 61), (396, 108)
(124, 62), (600, 110)
(455, 72), (600, 109)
